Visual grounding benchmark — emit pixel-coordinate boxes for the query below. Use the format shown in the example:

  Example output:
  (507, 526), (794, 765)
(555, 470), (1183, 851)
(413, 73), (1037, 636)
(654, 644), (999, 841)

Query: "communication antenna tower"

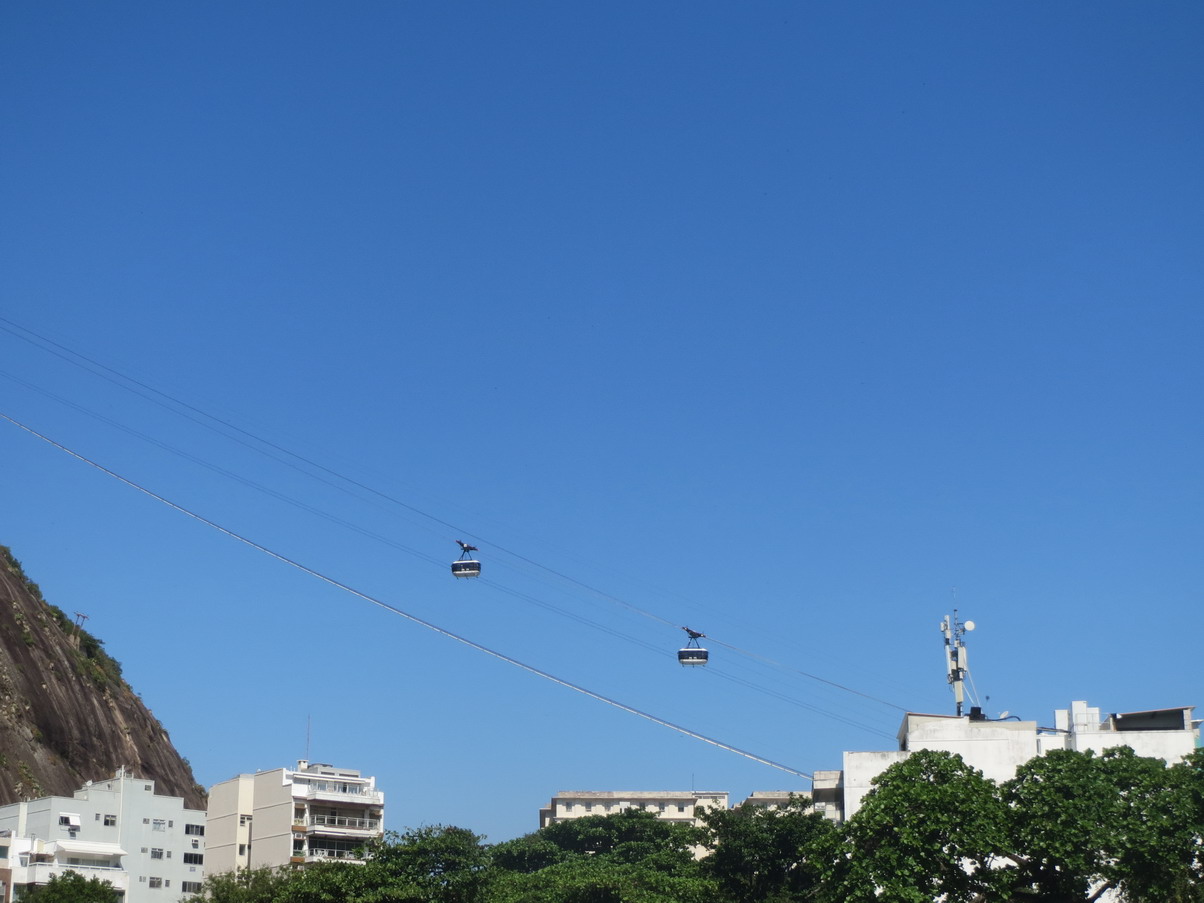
(70, 612), (89, 649)
(939, 610), (976, 716)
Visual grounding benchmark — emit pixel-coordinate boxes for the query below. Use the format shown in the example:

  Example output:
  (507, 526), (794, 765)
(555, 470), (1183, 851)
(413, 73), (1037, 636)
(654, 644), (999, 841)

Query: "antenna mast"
(939, 610), (976, 716)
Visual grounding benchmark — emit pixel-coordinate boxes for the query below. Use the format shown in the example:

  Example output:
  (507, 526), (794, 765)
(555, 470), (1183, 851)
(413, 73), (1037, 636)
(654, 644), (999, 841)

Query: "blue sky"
(2, 2), (1201, 842)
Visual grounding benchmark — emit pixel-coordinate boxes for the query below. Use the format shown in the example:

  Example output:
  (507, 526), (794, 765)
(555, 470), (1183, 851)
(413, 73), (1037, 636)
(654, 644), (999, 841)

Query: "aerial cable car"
(451, 540), (481, 578)
(677, 626), (708, 667)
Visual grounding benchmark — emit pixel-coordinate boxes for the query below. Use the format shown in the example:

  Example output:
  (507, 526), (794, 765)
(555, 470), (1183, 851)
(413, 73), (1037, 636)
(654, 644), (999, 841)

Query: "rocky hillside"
(0, 545), (204, 809)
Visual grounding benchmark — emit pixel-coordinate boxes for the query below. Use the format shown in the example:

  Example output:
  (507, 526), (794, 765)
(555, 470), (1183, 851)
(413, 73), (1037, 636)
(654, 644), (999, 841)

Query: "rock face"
(0, 545), (204, 809)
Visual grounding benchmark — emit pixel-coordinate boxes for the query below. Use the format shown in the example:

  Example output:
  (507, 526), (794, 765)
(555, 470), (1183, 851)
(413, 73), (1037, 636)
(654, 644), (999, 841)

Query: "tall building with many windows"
(0, 768), (207, 902)
(206, 760), (384, 873)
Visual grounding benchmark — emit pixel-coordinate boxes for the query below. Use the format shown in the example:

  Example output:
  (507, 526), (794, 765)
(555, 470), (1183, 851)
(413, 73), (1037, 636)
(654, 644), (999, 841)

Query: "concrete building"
(539, 790), (728, 830)
(206, 760), (383, 873)
(818, 700), (1200, 821)
(0, 768), (206, 902)
(0, 831), (128, 903)
(733, 790), (810, 810)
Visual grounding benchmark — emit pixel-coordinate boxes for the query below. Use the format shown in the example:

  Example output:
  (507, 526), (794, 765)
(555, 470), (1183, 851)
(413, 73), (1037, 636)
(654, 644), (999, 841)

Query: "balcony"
(294, 814), (381, 833)
(15, 864), (129, 893)
(296, 778), (382, 802)
(303, 848), (367, 864)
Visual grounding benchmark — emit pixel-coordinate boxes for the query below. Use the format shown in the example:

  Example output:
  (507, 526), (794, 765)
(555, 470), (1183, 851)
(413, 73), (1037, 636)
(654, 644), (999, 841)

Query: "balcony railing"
(312, 814), (381, 831)
(305, 848), (366, 862)
(294, 815), (381, 831)
(303, 787), (384, 805)
(18, 864), (129, 891)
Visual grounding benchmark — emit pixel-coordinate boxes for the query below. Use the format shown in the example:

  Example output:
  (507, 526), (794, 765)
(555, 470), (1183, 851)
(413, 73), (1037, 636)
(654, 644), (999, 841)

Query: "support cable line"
(700, 666), (897, 741)
(705, 636), (907, 713)
(0, 370), (670, 659)
(0, 367), (861, 712)
(0, 319), (908, 709)
(0, 368), (446, 569)
(0, 411), (813, 780)
(0, 316), (681, 628)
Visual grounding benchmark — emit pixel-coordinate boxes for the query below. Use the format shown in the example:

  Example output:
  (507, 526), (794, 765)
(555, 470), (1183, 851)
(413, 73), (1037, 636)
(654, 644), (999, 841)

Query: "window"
(191, 839), (199, 849)
(58, 814), (81, 828)
(238, 844), (247, 856)
(584, 804), (593, 812)
(182, 882), (203, 894)
(239, 815), (251, 826)
(678, 805), (687, 813)
(152, 818), (167, 832)
(184, 824), (205, 836)
(184, 853), (204, 865)
(151, 849), (164, 859)
(104, 814), (117, 826)
(148, 877), (163, 889)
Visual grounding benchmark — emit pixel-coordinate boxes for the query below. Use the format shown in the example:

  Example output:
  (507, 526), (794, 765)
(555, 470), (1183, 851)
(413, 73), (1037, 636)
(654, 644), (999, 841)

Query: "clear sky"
(2, 2), (1201, 843)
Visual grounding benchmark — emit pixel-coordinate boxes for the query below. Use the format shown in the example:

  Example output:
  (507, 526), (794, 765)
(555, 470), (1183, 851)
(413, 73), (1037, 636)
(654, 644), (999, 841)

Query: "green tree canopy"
(698, 794), (834, 903)
(489, 808), (716, 903)
(534, 808), (700, 867)
(1002, 746), (1204, 903)
(817, 749), (1009, 903)
(22, 871), (122, 903)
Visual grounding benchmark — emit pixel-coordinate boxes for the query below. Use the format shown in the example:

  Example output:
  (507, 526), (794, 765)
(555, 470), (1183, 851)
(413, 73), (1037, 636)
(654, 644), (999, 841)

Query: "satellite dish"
(964, 620), (976, 631)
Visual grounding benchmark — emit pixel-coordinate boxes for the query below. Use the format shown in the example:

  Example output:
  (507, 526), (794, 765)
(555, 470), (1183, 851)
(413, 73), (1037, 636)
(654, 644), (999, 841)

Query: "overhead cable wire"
(0, 368), (443, 568)
(701, 666), (898, 741)
(706, 636), (907, 712)
(0, 317), (679, 628)
(0, 367), (820, 696)
(0, 318), (907, 709)
(0, 411), (813, 780)
(0, 368), (671, 659)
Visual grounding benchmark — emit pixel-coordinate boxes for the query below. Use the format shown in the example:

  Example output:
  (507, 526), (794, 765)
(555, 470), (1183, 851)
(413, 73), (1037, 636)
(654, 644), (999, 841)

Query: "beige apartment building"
(539, 790), (728, 830)
(207, 760), (384, 873)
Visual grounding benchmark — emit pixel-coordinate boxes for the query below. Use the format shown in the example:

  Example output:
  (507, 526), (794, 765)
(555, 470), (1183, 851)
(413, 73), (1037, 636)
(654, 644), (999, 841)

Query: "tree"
(489, 834), (571, 874)
(698, 795), (834, 903)
(23, 871), (121, 903)
(1002, 746), (1204, 902)
(489, 809), (717, 903)
(193, 867), (293, 903)
(816, 749), (1009, 903)
(488, 856), (716, 903)
(535, 808), (701, 867)
(358, 826), (491, 903)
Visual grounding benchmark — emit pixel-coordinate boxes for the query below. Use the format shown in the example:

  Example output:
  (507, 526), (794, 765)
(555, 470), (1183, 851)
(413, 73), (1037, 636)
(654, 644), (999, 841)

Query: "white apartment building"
(0, 769), (206, 902)
(814, 700), (1200, 821)
(206, 760), (383, 873)
(539, 790), (729, 830)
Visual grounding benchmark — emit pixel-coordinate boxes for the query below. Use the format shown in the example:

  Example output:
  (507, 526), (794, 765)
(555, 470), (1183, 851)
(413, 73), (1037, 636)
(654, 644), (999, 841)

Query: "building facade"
(733, 790), (810, 810)
(206, 760), (383, 873)
(539, 790), (729, 830)
(816, 700), (1200, 821)
(0, 769), (206, 902)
